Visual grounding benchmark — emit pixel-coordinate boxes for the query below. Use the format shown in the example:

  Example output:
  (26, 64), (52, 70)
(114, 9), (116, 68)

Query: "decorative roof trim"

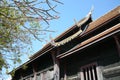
(50, 9), (93, 47)
(76, 6), (93, 27)
(51, 29), (82, 47)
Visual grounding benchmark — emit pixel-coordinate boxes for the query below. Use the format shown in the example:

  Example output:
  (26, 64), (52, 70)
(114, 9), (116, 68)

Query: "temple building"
(11, 6), (120, 80)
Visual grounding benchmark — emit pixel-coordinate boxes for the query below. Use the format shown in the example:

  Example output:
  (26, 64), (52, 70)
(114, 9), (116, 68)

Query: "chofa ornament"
(51, 7), (94, 47)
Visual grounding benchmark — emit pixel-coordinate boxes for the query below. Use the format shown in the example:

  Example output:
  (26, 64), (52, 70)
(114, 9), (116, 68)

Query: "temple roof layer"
(11, 6), (120, 72)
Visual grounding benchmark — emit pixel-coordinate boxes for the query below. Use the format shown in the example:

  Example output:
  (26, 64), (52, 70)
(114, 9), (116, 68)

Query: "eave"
(30, 9), (92, 59)
(57, 23), (120, 59)
(30, 6), (120, 59)
(85, 6), (120, 35)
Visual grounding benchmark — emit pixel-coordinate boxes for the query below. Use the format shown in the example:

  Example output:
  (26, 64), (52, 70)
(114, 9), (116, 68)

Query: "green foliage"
(10, 69), (15, 77)
(0, 0), (62, 76)
(0, 54), (5, 70)
(0, 0), (62, 78)
(22, 64), (28, 70)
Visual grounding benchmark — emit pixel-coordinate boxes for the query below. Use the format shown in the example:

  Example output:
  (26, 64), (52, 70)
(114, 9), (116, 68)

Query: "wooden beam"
(103, 66), (120, 77)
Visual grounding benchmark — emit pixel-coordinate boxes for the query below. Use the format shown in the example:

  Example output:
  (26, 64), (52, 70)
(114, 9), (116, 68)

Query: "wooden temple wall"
(12, 6), (120, 80)
(60, 35), (120, 80)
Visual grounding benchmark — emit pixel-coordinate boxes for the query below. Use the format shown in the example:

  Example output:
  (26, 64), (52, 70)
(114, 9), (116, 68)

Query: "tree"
(0, 0), (62, 75)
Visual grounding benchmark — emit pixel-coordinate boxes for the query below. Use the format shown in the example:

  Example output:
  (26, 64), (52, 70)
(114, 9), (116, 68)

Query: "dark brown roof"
(30, 6), (120, 59)
(57, 23), (120, 59)
(11, 6), (120, 72)
(57, 6), (120, 58)
(30, 9), (92, 59)
(86, 6), (120, 34)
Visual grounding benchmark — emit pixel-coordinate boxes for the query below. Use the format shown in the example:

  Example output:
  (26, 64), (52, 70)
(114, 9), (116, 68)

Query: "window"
(36, 74), (41, 80)
(36, 68), (54, 80)
(41, 70), (54, 80)
(30, 76), (34, 80)
(80, 63), (99, 80)
(67, 75), (80, 80)
(22, 75), (34, 80)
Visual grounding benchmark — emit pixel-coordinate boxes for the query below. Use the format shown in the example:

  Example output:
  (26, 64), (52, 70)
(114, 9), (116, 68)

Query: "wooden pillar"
(114, 36), (120, 56)
(64, 61), (67, 80)
(96, 66), (103, 80)
(32, 63), (37, 80)
(20, 71), (23, 80)
(80, 69), (84, 80)
(51, 50), (60, 80)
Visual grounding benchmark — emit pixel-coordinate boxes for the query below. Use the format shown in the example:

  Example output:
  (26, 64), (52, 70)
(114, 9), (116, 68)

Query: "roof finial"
(86, 5), (94, 17)
(74, 18), (77, 26)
